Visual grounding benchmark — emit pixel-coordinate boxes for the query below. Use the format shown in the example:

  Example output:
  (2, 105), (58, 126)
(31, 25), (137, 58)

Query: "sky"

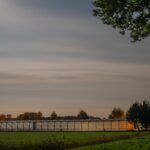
(0, 0), (150, 117)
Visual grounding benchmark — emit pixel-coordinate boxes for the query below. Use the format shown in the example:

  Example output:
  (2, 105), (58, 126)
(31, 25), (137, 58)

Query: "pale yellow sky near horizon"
(1, 58), (150, 117)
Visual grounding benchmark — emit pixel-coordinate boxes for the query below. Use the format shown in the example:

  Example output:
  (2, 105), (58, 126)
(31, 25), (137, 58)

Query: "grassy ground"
(0, 132), (144, 144)
(0, 132), (149, 148)
(71, 134), (150, 150)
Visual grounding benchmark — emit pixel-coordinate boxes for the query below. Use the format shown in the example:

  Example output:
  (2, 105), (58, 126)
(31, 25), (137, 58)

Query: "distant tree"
(6, 114), (12, 120)
(109, 107), (125, 119)
(93, 0), (150, 42)
(127, 100), (150, 130)
(23, 112), (37, 120)
(51, 112), (58, 120)
(17, 112), (43, 120)
(77, 110), (89, 119)
(0, 114), (6, 121)
(17, 114), (24, 120)
(37, 112), (43, 120)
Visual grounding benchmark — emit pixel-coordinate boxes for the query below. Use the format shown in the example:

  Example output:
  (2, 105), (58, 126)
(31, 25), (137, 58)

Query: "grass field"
(0, 132), (149, 149)
(0, 132), (145, 144)
(71, 134), (150, 150)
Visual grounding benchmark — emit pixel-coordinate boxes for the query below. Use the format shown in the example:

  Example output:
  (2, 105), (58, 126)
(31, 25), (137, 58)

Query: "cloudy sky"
(0, 0), (150, 117)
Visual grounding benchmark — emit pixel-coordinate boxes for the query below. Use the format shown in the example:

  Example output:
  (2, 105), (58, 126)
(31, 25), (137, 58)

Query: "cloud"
(0, 58), (150, 84)
(0, 0), (150, 116)
(0, 0), (150, 65)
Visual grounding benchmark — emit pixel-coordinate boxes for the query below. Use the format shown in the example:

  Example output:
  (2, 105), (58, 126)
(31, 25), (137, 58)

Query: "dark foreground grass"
(0, 139), (65, 150)
(0, 132), (149, 150)
(71, 134), (150, 150)
(0, 132), (144, 144)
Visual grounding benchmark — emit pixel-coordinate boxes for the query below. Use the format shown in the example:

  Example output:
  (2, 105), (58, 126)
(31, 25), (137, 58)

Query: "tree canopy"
(51, 112), (58, 120)
(127, 100), (150, 130)
(17, 112), (43, 120)
(108, 107), (125, 119)
(77, 110), (89, 119)
(93, 0), (150, 42)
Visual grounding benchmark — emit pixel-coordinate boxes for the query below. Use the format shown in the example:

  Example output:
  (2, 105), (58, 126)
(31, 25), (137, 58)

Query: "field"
(0, 132), (149, 149)
(72, 134), (150, 150)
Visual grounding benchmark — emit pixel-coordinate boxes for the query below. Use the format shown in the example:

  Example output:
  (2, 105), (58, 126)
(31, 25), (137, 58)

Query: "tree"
(6, 114), (12, 120)
(109, 107), (125, 119)
(77, 110), (89, 119)
(17, 114), (24, 120)
(126, 102), (141, 130)
(93, 0), (150, 42)
(51, 112), (58, 120)
(37, 112), (43, 120)
(0, 114), (6, 121)
(17, 112), (43, 120)
(127, 100), (150, 130)
(139, 100), (150, 130)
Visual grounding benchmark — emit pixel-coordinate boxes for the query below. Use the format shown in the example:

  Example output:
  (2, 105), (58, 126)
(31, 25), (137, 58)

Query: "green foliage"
(126, 102), (141, 126)
(93, 0), (150, 42)
(127, 100), (150, 130)
(109, 108), (125, 119)
(139, 100), (150, 129)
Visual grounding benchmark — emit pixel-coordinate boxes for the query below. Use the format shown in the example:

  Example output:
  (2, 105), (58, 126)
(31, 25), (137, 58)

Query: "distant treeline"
(0, 110), (99, 121)
(0, 100), (150, 130)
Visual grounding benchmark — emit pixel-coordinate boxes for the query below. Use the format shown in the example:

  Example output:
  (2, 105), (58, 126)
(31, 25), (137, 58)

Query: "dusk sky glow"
(0, 0), (150, 117)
